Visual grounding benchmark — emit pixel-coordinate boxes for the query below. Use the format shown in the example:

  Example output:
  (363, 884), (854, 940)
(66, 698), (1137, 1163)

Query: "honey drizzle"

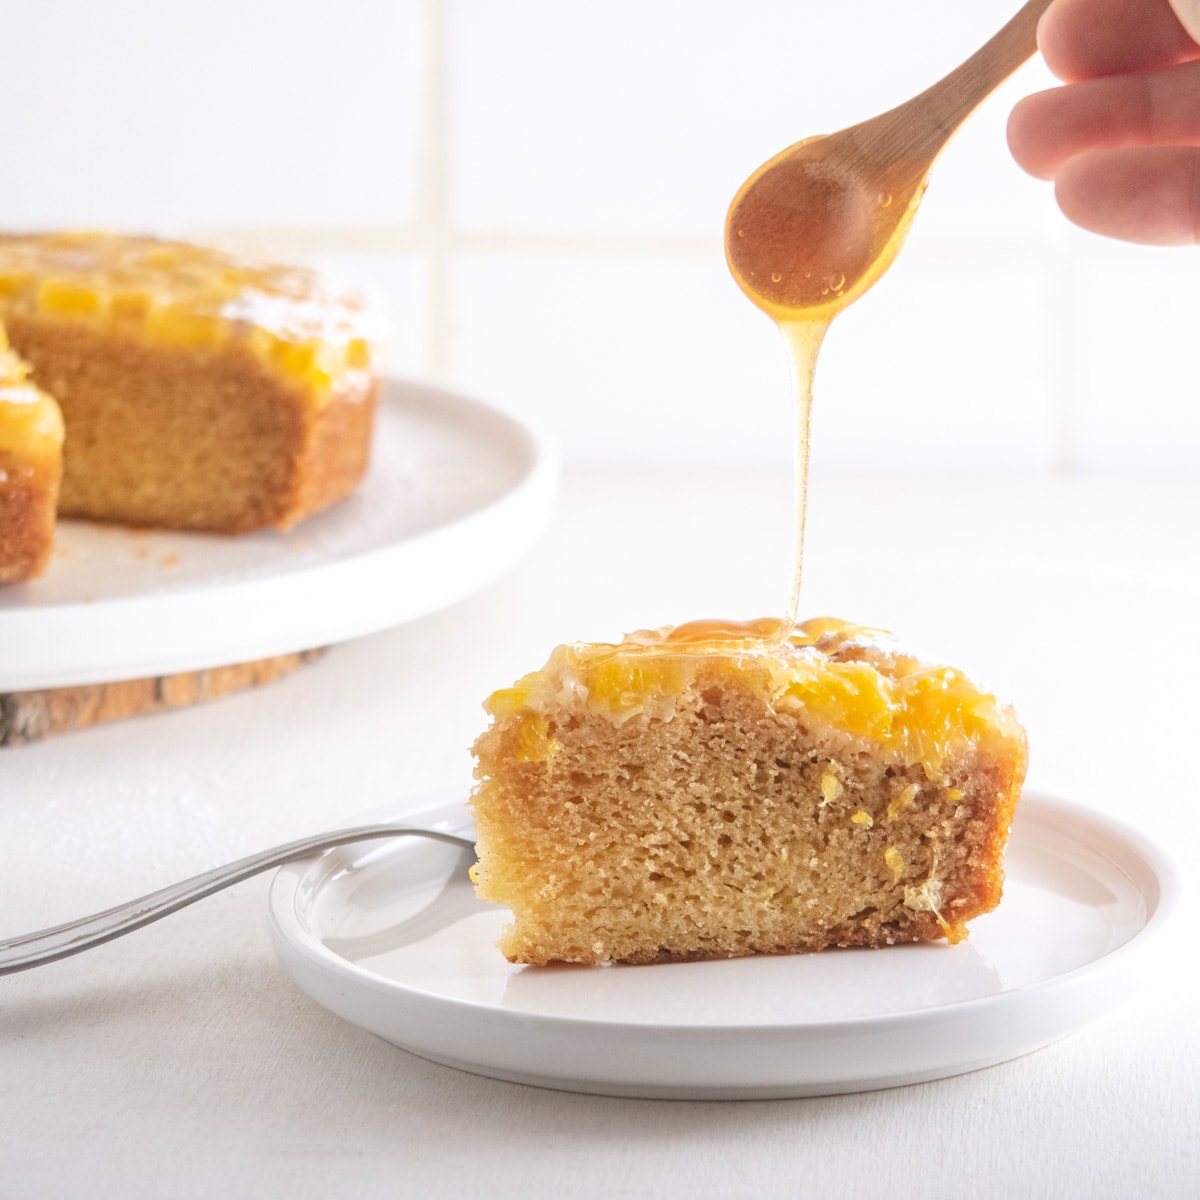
(727, 142), (926, 637)
(779, 319), (829, 630)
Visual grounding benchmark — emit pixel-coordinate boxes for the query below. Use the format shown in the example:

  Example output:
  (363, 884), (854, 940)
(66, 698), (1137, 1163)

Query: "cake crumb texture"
(471, 617), (1027, 966)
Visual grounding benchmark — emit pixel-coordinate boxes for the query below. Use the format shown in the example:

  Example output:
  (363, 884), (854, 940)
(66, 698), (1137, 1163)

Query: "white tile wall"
(289, 249), (435, 384)
(2, 0), (1195, 470)
(447, 248), (785, 463)
(814, 232), (1065, 469)
(2, 0), (428, 229)
(1071, 236), (1200, 468)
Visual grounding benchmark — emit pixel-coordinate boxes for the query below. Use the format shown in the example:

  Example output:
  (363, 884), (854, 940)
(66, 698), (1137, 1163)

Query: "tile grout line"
(418, 0), (452, 382)
(191, 226), (1046, 259)
(191, 226), (721, 257)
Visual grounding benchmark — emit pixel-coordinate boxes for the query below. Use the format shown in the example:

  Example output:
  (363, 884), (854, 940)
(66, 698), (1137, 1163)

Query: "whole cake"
(0, 325), (63, 583)
(471, 617), (1027, 965)
(0, 231), (380, 539)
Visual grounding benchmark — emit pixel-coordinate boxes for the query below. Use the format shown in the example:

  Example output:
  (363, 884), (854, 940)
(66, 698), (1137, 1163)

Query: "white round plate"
(0, 379), (556, 690)
(268, 790), (1181, 1100)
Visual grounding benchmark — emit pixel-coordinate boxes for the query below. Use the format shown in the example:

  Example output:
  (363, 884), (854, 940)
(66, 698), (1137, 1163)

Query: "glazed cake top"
(484, 616), (1027, 781)
(0, 232), (380, 394)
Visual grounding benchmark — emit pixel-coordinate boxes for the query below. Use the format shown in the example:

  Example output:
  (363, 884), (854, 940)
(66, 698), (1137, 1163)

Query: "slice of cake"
(0, 231), (380, 535)
(0, 325), (63, 583)
(470, 617), (1027, 965)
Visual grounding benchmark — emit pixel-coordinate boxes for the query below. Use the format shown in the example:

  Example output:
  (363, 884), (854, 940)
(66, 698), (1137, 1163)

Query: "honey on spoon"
(726, 0), (1053, 624)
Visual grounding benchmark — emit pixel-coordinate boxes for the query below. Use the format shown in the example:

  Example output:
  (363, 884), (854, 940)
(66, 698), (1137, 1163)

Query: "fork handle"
(0, 826), (473, 976)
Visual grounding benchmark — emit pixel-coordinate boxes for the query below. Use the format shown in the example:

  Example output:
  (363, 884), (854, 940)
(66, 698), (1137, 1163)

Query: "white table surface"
(2, 467), (1197, 1199)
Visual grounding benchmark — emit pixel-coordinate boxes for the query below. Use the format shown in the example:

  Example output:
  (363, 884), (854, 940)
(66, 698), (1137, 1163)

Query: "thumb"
(1169, 0), (1200, 43)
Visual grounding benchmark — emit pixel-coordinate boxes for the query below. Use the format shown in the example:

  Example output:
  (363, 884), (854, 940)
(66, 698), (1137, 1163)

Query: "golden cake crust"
(0, 328), (62, 583)
(0, 455), (60, 584)
(471, 617), (1027, 966)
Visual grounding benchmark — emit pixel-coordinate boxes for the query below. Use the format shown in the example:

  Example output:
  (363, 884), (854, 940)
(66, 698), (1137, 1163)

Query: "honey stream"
(726, 143), (927, 634)
(779, 319), (828, 626)
(724, 0), (1050, 628)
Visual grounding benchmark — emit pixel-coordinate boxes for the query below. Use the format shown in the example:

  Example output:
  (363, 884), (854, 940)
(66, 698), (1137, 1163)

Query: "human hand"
(1007, 0), (1200, 243)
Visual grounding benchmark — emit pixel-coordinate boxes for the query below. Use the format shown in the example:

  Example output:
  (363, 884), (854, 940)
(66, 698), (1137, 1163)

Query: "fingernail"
(1169, 0), (1200, 43)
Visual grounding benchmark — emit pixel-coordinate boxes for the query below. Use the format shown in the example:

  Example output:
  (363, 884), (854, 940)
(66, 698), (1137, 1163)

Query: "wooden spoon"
(726, 0), (1053, 322)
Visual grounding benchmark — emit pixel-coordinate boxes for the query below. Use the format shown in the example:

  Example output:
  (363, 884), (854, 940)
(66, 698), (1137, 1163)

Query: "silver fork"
(0, 825), (474, 976)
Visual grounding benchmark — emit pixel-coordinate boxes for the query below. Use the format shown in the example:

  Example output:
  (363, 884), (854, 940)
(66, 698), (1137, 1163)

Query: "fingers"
(1013, 0), (1200, 243)
(1008, 59), (1200, 180)
(1054, 147), (1200, 243)
(1037, 0), (1199, 82)
(1172, 0), (1200, 44)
